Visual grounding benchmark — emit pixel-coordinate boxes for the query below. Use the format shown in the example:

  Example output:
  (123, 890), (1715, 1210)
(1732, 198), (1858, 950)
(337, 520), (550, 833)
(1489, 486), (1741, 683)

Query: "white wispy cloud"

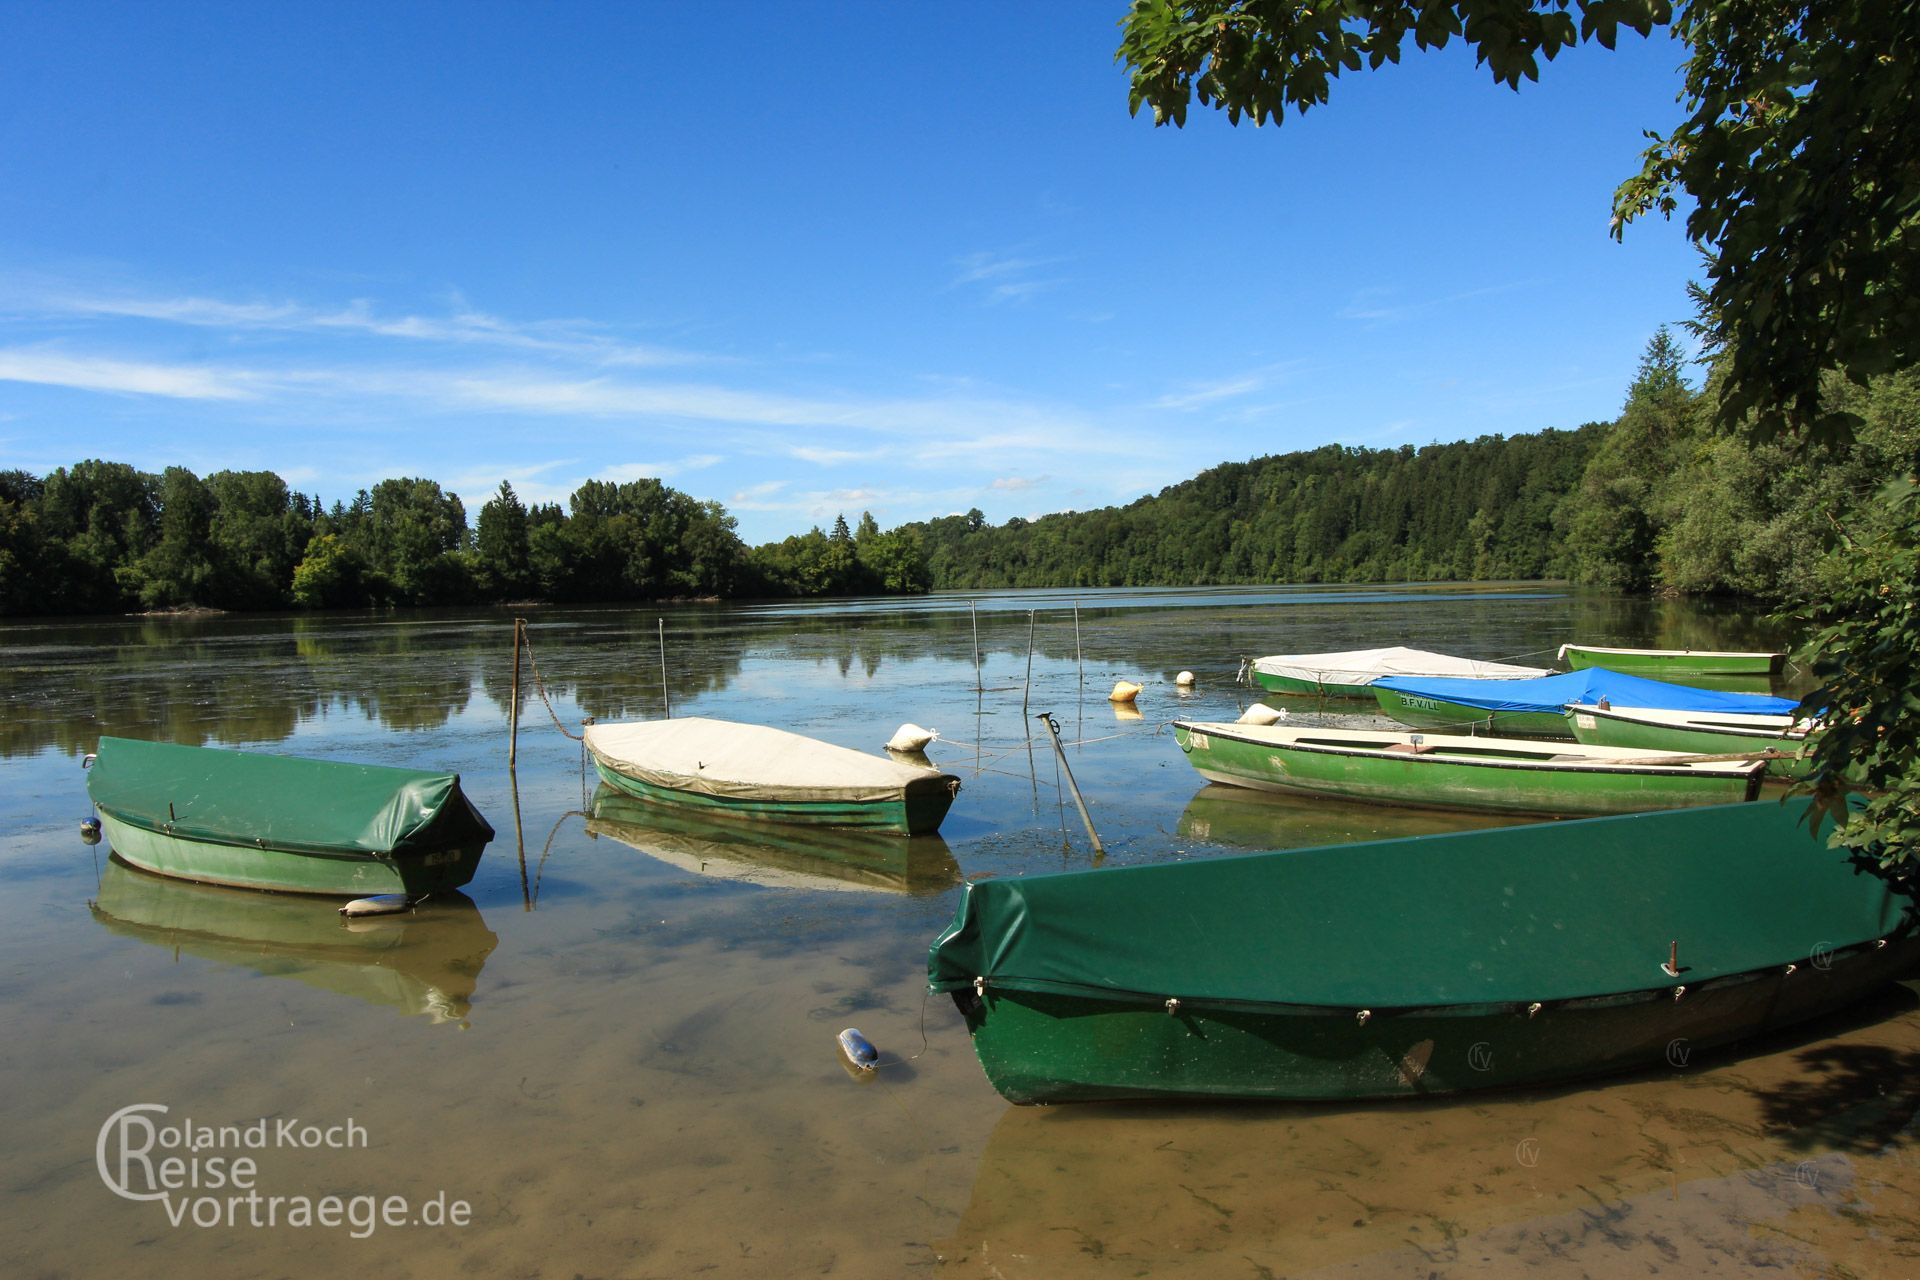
(602, 453), (725, 482)
(1339, 280), (1540, 326)
(786, 444), (877, 465)
(990, 473), (1047, 492)
(1152, 360), (1307, 412)
(0, 347), (260, 400)
(952, 250), (1065, 304)
(31, 290), (704, 368)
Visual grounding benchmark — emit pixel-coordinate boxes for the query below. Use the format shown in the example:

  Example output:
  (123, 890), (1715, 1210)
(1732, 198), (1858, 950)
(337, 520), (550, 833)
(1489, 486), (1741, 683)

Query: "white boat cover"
(584, 718), (955, 804)
(1251, 647), (1549, 686)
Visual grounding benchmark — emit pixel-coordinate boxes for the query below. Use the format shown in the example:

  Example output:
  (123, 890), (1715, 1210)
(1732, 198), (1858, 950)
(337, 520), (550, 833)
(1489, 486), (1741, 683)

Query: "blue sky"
(0, 3), (1699, 543)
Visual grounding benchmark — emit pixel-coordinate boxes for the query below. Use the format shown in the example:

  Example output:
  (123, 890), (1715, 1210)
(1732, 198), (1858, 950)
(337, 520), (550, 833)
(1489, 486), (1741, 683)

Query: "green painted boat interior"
(86, 735), (495, 857)
(930, 801), (1914, 1013)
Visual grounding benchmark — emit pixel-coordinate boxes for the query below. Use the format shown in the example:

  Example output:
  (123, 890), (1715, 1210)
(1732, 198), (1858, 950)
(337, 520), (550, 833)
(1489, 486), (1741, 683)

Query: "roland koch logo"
(97, 1103), (472, 1237)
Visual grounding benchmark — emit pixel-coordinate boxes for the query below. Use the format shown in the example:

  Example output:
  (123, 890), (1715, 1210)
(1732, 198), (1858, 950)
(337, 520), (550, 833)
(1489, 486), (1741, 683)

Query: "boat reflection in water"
(939, 984), (1920, 1277)
(1177, 781), (1539, 851)
(89, 858), (498, 1024)
(585, 785), (962, 895)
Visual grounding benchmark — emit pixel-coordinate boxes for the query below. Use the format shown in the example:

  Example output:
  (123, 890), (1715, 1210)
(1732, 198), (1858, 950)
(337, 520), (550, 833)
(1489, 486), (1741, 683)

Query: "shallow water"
(4, 584), (1911, 1279)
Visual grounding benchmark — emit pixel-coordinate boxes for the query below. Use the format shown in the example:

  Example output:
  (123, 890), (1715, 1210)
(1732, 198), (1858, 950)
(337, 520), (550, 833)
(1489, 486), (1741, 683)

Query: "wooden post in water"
(510, 768), (531, 911)
(508, 618), (525, 770)
(970, 600), (982, 691)
(658, 618), (671, 719)
(1021, 610), (1036, 722)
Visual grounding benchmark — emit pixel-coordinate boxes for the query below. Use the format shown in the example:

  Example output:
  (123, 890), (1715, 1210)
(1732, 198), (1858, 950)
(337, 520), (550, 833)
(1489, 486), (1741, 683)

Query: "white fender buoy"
(838, 1027), (879, 1072)
(1175, 671), (1196, 687)
(1238, 704), (1285, 726)
(340, 894), (412, 918)
(886, 723), (937, 753)
(1109, 681), (1142, 703)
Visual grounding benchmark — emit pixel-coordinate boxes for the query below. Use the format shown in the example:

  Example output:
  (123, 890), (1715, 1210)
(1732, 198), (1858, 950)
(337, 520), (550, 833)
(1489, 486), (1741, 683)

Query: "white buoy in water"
(886, 723), (937, 753)
(1238, 704), (1285, 726)
(1109, 681), (1142, 703)
(838, 1027), (879, 1072)
(1175, 670), (1196, 687)
(340, 894), (412, 918)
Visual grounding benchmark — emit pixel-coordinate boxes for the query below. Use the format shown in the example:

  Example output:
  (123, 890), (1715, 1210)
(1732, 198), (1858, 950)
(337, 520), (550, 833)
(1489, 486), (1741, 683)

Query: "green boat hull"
(1565, 708), (1818, 779)
(929, 801), (1919, 1104)
(951, 936), (1920, 1103)
(1562, 646), (1784, 680)
(1249, 670), (1375, 699)
(1373, 686), (1572, 737)
(591, 759), (956, 836)
(1173, 723), (1761, 816)
(96, 809), (486, 896)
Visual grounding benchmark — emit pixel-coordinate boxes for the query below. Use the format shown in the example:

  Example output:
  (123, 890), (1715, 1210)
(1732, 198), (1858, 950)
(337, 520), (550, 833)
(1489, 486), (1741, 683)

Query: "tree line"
(4, 332), (1912, 618)
(0, 469), (931, 615)
(908, 332), (1918, 602)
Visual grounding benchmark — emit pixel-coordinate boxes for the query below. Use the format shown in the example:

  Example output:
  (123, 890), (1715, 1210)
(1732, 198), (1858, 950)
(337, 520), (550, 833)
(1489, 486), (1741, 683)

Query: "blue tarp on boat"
(1371, 668), (1797, 716)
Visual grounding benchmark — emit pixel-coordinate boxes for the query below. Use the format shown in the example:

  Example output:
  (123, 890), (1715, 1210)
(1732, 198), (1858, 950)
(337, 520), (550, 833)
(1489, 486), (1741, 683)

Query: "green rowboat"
(1371, 686), (1573, 736)
(583, 718), (960, 835)
(1559, 644), (1785, 681)
(1247, 646), (1548, 699)
(1565, 704), (1819, 778)
(1172, 721), (1766, 816)
(85, 737), (494, 896)
(928, 801), (1919, 1103)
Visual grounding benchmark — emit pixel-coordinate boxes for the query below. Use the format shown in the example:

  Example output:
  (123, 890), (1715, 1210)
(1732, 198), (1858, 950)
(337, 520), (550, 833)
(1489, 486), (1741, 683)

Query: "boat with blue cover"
(1372, 668), (1798, 738)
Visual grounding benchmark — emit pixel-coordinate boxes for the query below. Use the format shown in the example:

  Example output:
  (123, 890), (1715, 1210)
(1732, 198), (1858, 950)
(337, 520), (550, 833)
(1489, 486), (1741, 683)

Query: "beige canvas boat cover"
(584, 718), (955, 804)
(1252, 646), (1548, 686)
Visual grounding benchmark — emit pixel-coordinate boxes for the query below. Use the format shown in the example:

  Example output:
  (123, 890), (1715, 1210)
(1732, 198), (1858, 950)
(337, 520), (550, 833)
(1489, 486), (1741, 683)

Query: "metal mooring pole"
(509, 618), (525, 769)
(1036, 711), (1103, 855)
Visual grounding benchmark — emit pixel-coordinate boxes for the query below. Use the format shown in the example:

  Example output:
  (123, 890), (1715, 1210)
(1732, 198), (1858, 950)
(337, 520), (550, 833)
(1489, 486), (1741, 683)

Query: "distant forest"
(3, 333), (1914, 618)
(904, 333), (1916, 603)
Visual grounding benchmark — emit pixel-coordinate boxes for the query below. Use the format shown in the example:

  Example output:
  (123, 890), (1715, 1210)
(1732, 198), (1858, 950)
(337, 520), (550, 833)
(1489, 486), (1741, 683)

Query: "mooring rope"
(519, 624), (584, 741)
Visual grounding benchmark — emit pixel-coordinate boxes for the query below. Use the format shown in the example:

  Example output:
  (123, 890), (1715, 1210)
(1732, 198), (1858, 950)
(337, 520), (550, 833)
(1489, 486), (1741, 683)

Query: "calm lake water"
(4, 583), (1914, 1279)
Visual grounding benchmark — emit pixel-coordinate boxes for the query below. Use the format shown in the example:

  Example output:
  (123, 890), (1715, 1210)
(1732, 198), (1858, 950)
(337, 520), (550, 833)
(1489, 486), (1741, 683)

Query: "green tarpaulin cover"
(930, 801), (1912, 1010)
(88, 737), (494, 857)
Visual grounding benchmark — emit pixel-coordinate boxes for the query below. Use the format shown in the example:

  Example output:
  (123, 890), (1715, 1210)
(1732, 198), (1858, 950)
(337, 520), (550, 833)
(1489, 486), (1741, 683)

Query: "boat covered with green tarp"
(86, 736), (494, 896)
(929, 800), (1919, 1103)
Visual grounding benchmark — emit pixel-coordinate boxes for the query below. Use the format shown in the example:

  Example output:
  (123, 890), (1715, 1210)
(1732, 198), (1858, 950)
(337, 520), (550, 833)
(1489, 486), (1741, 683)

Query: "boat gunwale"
(941, 931), (1909, 1019)
(582, 739), (960, 806)
(1172, 720), (1770, 781)
(1566, 703), (1813, 742)
(1558, 643), (1786, 663)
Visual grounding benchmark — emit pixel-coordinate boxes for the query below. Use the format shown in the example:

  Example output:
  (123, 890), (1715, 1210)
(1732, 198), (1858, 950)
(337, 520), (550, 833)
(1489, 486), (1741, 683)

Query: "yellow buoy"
(1109, 680), (1142, 703)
